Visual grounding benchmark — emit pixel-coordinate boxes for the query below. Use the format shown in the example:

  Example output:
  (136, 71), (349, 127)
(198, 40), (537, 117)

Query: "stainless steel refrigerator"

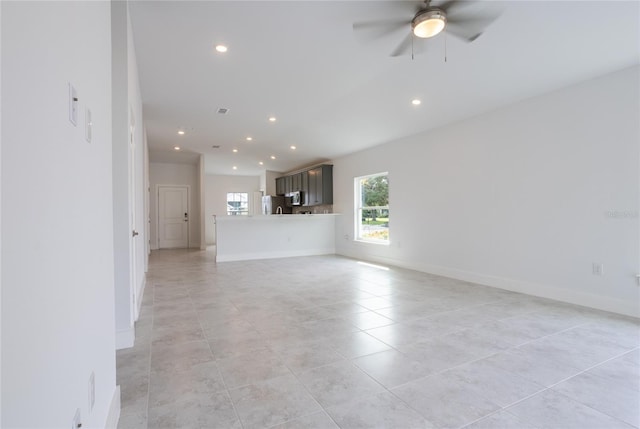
(261, 195), (292, 214)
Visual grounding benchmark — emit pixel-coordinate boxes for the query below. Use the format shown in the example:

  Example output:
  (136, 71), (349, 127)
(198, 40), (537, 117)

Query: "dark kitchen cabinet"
(284, 175), (293, 194)
(301, 171), (309, 204)
(291, 173), (301, 192)
(275, 165), (331, 206)
(275, 177), (286, 195)
(306, 165), (333, 206)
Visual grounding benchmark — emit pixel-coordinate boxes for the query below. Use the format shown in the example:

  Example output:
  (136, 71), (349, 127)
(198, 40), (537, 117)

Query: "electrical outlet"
(344, 234), (349, 240)
(592, 263), (604, 276)
(71, 408), (81, 429)
(88, 372), (95, 412)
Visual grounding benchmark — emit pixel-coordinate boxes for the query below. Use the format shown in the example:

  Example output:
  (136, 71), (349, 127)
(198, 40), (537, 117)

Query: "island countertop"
(216, 213), (341, 220)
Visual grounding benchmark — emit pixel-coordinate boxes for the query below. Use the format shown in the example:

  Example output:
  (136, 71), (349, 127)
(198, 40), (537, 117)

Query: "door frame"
(156, 184), (190, 249)
(129, 107), (137, 322)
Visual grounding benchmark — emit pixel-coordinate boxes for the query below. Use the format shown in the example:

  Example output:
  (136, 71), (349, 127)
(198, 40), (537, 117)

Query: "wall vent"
(217, 108), (230, 115)
(212, 145), (221, 149)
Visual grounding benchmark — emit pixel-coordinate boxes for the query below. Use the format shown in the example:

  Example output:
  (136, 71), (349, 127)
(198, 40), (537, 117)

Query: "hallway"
(117, 250), (639, 428)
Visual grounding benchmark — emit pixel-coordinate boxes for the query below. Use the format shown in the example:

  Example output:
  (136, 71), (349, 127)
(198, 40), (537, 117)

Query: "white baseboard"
(216, 247), (335, 262)
(115, 327), (135, 350)
(104, 385), (121, 429)
(338, 251), (640, 318)
(420, 263), (639, 318)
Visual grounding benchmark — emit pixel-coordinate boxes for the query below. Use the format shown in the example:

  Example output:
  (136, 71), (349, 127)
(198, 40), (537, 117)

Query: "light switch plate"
(592, 263), (604, 276)
(69, 83), (78, 126)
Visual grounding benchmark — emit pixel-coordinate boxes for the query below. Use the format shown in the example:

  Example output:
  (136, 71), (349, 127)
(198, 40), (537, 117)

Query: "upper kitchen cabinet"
(291, 172), (302, 192)
(275, 177), (286, 196)
(275, 164), (332, 206)
(307, 165), (333, 206)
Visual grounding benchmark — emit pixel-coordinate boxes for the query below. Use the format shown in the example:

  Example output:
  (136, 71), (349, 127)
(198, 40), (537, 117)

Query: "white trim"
(337, 251), (640, 318)
(134, 275), (146, 321)
(115, 327), (135, 350)
(104, 385), (121, 429)
(216, 248), (335, 262)
(354, 172), (389, 243)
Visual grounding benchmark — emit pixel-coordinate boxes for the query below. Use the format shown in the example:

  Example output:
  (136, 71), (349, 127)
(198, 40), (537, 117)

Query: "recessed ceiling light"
(215, 44), (228, 53)
(268, 116), (277, 122)
(232, 149), (238, 153)
(232, 166), (237, 170)
(270, 155), (276, 160)
(411, 99), (422, 106)
(174, 146), (181, 151)
(178, 130), (185, 135)
(259, 161), (264, 165)
(290, 145), (297, 150)
(246, 137), (253, 141)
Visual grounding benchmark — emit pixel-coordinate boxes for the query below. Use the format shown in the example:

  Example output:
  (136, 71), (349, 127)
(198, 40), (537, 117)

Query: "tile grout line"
(190, 280), (247, 429)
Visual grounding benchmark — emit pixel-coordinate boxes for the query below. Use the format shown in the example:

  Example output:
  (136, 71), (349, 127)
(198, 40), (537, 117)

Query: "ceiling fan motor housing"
(412, 8), (447, 38)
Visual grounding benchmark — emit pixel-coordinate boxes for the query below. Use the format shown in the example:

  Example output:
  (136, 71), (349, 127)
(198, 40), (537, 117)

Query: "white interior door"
(158, 186), (189, 248)
(129, 109), (137, 320)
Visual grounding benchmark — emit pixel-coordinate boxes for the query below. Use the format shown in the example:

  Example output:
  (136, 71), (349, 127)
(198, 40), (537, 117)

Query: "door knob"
(132, 230), (139, 237)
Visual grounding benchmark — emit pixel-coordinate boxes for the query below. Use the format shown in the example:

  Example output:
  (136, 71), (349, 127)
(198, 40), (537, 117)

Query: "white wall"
(199, 156), (206, 249)
(204, 174), (261, 245)
(0, 2), (3, 423)
(150, 162), (201, 249)
(2, 2), (118, 427)
(265, 170), (281, 196)
(333, 66), (640, 318)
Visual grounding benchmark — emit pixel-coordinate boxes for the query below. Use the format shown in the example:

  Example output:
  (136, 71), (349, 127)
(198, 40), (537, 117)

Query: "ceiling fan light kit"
(412, 9), (447, 38)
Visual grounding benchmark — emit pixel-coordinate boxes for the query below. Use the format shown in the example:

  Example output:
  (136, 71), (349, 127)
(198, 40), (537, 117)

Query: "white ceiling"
(129, 1), (639, 175)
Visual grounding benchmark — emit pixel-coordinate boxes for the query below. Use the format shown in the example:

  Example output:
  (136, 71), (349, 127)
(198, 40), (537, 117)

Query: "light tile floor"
(117, 250), (640, 429)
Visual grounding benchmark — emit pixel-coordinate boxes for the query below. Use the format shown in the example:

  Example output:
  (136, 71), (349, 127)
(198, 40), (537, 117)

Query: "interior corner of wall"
(104, 385), (121, 429)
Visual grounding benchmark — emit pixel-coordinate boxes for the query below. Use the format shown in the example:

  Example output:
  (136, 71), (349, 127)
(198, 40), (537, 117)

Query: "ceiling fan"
(353, 0), (502, 57)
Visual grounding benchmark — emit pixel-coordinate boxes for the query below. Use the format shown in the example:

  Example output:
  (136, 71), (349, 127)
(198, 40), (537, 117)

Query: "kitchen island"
(215, 214), (339, 262)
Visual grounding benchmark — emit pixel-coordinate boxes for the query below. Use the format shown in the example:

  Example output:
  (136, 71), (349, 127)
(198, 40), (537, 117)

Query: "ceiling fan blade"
(353, 19), (410, 31)
(353, 19), (411, 41)
(446, 11), (500, 27)
(436, 0), (475, 14)
(445, 23), (486, 42)
(390, 32), (414, 57)
(446, 11), (501, 42)
(446, 28), (482, 42)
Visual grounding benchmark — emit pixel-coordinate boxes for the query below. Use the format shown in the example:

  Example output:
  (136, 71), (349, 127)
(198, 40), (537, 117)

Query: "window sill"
(354, 239), (390, 246)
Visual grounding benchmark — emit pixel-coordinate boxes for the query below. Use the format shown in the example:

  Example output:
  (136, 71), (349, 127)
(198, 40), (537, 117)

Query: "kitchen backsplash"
(293, 204), (333, 214)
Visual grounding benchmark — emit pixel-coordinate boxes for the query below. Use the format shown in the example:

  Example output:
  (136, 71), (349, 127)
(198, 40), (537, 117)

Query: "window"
(226, 192), (249, 215)
(355, 173), (389, 243)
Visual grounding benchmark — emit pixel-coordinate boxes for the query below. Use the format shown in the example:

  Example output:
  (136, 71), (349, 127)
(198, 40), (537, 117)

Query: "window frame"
(354, 172), (389, 244)
(226, 192), (249, 216)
